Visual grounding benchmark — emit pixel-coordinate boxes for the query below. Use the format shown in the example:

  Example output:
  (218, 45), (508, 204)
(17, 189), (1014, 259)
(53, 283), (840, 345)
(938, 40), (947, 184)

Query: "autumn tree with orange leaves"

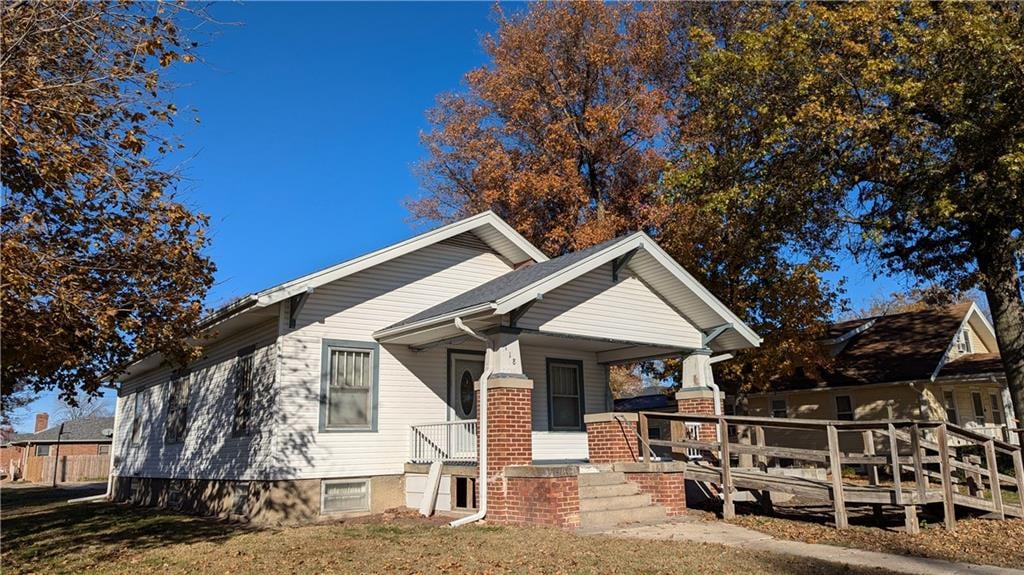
(1, 1), (216, 414)
(412, 2), (841, 392)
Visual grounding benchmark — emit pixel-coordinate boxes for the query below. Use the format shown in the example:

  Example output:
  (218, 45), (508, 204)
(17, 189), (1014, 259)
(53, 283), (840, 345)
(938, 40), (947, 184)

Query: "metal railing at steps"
(409, 420), (478, 464)
(613, 414), (702, 462)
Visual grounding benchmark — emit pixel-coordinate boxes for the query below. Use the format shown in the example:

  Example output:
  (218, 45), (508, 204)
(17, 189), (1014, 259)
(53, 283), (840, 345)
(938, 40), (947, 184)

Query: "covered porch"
(374, 232), (761, 527)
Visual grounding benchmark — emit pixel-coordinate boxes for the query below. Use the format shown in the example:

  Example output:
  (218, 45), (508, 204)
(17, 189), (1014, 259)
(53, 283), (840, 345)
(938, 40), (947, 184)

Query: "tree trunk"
(975, 228), (1024, 427)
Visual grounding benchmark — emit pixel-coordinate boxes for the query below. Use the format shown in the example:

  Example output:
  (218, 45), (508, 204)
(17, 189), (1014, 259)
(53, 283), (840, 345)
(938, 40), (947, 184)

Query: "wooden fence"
(24, 454), (110, 483)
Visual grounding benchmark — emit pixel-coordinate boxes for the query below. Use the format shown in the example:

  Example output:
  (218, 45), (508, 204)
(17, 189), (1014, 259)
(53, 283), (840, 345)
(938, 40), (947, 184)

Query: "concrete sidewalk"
(597, 516), (1024, 575)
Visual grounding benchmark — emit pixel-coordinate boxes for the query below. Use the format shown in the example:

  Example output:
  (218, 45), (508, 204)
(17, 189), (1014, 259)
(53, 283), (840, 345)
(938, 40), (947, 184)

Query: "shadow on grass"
(2, 485), (253, 567)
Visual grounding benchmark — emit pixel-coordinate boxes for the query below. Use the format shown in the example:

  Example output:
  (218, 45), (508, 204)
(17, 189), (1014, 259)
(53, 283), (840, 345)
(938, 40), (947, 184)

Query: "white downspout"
(450, 317), (492, 527)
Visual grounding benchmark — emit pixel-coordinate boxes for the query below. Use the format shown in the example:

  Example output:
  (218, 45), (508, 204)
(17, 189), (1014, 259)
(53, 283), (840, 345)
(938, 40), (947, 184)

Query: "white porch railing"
(410, 420), (478, 463)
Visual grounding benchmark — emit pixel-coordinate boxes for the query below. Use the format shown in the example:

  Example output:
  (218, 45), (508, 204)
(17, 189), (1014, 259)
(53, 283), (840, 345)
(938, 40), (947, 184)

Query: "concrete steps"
(578, 471), (668, 531)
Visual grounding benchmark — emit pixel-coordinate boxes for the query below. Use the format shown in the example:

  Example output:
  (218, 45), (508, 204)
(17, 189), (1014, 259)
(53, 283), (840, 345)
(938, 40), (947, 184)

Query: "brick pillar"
(584, 412), (639, 463)
(477, 376), (533, 523)
(675, 387), (721, 446)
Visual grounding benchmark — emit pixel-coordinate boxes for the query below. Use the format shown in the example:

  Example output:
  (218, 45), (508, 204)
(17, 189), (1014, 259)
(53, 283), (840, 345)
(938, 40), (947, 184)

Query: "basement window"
(452, 476), (478, 511)
(167, 480), (183, 509)
(130, 478), (143, 504)
(232, 481), (250, 516)
(321, 479), (369, 514)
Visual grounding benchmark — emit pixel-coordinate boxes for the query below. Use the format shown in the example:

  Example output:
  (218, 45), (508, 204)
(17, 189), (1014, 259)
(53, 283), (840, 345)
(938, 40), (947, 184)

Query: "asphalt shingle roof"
(760, 303), (1002, 391)
(13, 416), (115, 444)
(384, 235), (629, 331)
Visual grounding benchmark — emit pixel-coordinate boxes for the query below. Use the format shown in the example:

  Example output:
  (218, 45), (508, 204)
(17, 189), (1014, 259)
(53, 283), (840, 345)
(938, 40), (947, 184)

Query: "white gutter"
(450, 317), (492, 528)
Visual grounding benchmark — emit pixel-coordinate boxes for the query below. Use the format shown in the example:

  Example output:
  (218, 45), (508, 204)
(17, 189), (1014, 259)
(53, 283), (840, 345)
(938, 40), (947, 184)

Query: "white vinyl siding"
(519, 265), (702, 349)
(276, 242), (514, 479)
(321, 478), (370, 514)
(112, 318), (278, 481)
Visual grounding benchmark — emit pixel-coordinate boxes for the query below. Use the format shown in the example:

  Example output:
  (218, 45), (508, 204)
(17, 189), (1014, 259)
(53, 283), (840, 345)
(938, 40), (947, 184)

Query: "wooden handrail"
(634, 411), (1023, 533)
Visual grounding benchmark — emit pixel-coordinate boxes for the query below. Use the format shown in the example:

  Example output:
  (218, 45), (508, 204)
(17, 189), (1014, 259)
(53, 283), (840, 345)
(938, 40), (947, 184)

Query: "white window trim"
(320, 478), (371, 515)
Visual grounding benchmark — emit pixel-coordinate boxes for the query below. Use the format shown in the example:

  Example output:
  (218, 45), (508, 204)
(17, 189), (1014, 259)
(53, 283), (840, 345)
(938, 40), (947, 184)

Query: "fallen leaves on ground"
(731, 512), (1024, 570)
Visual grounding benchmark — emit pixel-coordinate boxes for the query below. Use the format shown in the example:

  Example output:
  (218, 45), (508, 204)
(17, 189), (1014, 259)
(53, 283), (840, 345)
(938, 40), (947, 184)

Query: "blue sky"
(14, 2), (907, 431)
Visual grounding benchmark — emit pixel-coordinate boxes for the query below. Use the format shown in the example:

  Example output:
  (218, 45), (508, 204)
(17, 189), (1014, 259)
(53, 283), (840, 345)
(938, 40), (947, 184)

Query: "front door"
(449, 352), (484, 421)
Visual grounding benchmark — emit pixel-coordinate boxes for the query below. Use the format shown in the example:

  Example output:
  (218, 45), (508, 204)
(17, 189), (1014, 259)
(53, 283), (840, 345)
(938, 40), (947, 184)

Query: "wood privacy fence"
(637, 412), (1024, 534)
(24, 454), (110, 483)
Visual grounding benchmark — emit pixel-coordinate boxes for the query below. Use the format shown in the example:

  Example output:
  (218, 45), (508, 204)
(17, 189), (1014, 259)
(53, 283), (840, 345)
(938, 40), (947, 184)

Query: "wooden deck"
(637, 413), (1024, 533)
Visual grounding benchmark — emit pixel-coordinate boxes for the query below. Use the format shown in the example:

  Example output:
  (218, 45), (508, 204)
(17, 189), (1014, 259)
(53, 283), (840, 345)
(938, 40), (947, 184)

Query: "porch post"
(477, 329), (534, 524)
(675, 349), (722, 447)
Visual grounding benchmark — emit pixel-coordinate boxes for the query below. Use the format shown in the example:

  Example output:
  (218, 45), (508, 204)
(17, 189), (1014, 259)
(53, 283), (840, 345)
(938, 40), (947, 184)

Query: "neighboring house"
(742, 303), (1017, 442)
(1, 426), (25, 478)
(111, 211), (759, 527)
(9, 413), (115, 482)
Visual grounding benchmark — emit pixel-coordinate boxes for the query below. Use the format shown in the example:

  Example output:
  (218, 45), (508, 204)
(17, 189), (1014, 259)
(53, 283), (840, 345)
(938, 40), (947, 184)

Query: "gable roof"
(769, 302), (1002, 391)
(375, 231), (761, 352)
(11, 417), (115, 444)
(117, 212), (546, 379)
(246, 211), (546, 311)
(385, 235), (625, 331)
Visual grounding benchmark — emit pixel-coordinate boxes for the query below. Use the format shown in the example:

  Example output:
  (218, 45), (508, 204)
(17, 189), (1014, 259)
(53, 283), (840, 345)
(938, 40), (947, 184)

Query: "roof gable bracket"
(288, 288), (314, 329)
(611, 248), (639, 282)
(702, 323), (733, 347)
(508, 295), (542, 328)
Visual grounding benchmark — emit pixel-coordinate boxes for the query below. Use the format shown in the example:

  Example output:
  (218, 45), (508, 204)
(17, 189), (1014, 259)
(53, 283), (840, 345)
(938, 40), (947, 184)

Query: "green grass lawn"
(0, 484), (901, 575)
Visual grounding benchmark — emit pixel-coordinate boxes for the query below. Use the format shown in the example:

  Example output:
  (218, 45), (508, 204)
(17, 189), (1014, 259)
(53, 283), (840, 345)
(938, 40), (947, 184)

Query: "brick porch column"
(477, 375), (533, 523)
(585, 412), (639, 463)
(675, 386), (721, 446)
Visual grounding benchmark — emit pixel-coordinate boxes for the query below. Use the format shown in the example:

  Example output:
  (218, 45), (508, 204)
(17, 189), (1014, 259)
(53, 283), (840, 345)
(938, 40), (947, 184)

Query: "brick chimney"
(34, 412), (49, 433)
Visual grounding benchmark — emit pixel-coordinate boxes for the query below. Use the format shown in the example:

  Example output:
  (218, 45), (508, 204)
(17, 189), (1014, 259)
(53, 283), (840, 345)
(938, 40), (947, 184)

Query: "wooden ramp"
(637, 413), (1024, 533)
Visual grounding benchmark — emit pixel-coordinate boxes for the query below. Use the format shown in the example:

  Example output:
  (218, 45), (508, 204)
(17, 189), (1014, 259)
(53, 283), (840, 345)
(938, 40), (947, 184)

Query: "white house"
(110, 211), (759, 528)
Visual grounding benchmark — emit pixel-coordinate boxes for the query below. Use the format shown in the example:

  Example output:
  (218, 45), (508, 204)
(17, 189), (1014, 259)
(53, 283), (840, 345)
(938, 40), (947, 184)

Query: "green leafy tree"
(1, 1), (216, 408)
(674, 3), (1023, 417)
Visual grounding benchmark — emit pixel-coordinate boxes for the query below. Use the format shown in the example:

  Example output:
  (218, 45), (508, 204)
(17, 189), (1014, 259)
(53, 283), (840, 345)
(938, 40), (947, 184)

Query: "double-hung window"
(321, 340), (378, 431)
(835, 395), (854, 421)
(971, 392), (986, 425)
(547, 359), (585, 431)
(991, 394), (1003, 425)
(233, 347), (256, 437)
(165, 372), (190, 444)
(131, 392), (144, 445)
(942, 390), (958, 424)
